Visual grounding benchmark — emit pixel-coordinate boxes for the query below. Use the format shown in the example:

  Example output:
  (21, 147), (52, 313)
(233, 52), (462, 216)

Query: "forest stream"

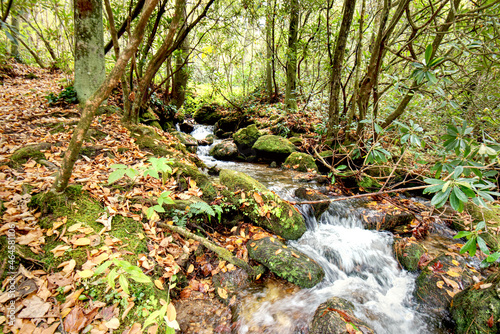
(190, 125), (438, 334)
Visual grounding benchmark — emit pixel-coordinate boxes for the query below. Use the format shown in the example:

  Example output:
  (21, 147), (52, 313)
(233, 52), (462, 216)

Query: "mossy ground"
(25, 186), (172, 332)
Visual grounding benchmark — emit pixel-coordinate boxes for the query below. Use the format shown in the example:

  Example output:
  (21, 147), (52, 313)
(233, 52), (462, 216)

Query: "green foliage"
(410, 44), (445, 85)
(453, 222), (500, 267)
(45, 86), (78, 106)
(171, 201), (223, 226)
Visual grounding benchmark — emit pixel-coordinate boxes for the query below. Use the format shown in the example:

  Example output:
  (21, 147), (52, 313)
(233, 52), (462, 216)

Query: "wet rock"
(209, 140), (238, 160)
(415, 254), (475, 311)
(198, 134), (214, 146)
(173, 131), (198, 153)
(179, 119), (195, 133)
(247, 237), (324, 288)
(193, 104), (223, 125)
(233, 124), (262, 150)
(9, 142), (51, 167)
(175, 297), (232, 334)
(352, 201), (415, 231)
(252, 135), (296, 162)
(450, 271), (500, 334)
(219, 169), (306, 240)
(295, 187), (330, 219)
(215, 114), (253, 137)
(393, 238), (426, 272)
(212, 268), (249, 303)
(292, 173), (330, 184)
(170, 161), (217, 200)
(283, 152), (318, 172)
(309, 297), (375, 334)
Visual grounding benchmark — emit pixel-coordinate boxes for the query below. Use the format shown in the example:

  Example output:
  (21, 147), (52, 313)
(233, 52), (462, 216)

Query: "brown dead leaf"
(253, 192), (264, 205)
(441, 275), (460, 290)
(63, 306), (87, 334)
(154, 279), (164, 290)
(105, 318), (120, 330)
(218, 287), (228, 300)
(124, 323), (142, 334)
(275, 249), (282, 255)
(18, 296), (51, 318)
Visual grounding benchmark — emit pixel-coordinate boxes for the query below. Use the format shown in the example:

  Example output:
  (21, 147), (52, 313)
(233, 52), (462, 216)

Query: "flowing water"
(191, 125), (437, 334)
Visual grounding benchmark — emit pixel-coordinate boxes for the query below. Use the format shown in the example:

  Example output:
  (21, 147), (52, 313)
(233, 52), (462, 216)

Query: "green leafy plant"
(411, 44), (445, 85)
(453, 221), (500, 267)
(45, 86), (78, 106)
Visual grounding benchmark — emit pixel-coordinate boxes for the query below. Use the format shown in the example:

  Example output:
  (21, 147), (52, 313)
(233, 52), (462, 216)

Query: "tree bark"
(74, 0), (106, 104)
(285, 0), (299, 112)
(10, 12), (21, 62)
(265, 3), (273, 102)
(325, 0), (357, 138)
(51, 0), (159, 193)
(0, 0), (13, 27)
(171, 36), (189, 109)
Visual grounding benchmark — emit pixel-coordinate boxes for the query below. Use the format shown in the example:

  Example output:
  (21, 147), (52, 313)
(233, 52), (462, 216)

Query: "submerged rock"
(450, 271), (500, 334)
(246, 237), (324, 288)
(209, 140), (238, 160)
(219, 169), (306, 240)
(309, 297), (375, 334)
(283, 152), (318, 172)
(252, 135), (296, 161)
(212, 268), (249, 303)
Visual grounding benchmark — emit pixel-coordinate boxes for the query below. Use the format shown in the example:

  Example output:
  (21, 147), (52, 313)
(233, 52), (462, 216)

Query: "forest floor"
(0, 63), (498, 334)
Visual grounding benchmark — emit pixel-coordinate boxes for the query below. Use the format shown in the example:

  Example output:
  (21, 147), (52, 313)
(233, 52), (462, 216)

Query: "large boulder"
(309, 297), (375, 334)
(246, 237), (324, 288)
(212, 268), (249, 304)
(450, 271), (500, 334)
(215, 114), (253, 139)
(351, 200), (415, 231)
(252, 135), (296, 161)
(415, 254), (475, 312)
(232, 124), (262, 151)
(193, 104), (223, 125)
(283, 152), (318, 172)
(219, 169), (306, 240)
(209, 140), (238, 161)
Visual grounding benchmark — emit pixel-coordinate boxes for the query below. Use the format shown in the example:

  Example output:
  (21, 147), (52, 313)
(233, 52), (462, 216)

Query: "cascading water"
(191, 125), (437, 334)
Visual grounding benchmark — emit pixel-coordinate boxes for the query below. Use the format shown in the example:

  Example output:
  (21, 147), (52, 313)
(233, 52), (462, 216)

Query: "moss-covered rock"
(246, 237), (324, 288)
(209, 140), (238, 160)
(283, 152), (318, 172)
(193, 104), (223, 125)
(393, 239), (426, 272)
(170, 161), (218, 201)
(252, 135), (296, 161)
(173, 131), (198, 153)
(309, 297), (375, 334)
(219, 169), (306, 240)
(288, 137), (303, 147)
(450, 271), (500, 334)
(415, 254), (475, 311)
(215, 114), (253, 138)
(233, 124), (262, 150)
(352, 202), (415, 231)
(294, 187), (329, 219)
(9, 143), (51, 167)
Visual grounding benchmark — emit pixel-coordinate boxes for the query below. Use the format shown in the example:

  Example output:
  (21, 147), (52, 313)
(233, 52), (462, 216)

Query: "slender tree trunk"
(51, 0), (159, 193)
(347, 0), (365, 126)
(21, 15), (58, 62)
(171, 35), (189, 109)
(0, 0), (13, 27)
(138, 0), (168, 76)
(326, 0), (357, 138)
(271, 0), (278, 98)
(104, 0), (131, 114)
(104, 0), (145, 54)
(10, 12), (22, 62)
(265, 3), (273, 102)
(74, 0), (106, 104)
(381, 0), (461, 128)
(285, 0), (299, 112)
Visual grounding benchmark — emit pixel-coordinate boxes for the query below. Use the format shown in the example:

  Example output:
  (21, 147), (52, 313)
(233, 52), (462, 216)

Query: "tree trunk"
(10, 12), (22, 62)
(325, 0), (357, 138)
(74, 0), (106, 104)
(265, 4), (273, 102)
(104, 0), (145, 54)
(285, 0), (299, 112)
(171, 37), (189, 109)
(51, 0), (159, 193)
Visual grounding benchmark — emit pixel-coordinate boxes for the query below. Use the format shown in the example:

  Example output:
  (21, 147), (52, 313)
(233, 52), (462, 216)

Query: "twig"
(287, 185), (429, 205)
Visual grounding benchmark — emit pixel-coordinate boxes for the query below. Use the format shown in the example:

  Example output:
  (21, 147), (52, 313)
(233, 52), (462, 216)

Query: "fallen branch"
(157, 222), (265, 277)
(287, 185), (429, 205)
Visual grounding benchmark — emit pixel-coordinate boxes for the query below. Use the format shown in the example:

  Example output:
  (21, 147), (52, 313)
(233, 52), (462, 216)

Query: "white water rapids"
(190, 125), (436, 333)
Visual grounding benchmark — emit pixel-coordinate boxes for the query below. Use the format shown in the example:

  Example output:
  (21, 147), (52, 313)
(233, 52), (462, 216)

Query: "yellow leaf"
(77, 269), (94, 279)
(154, 280), (164, 290)
(166, 303), (176, 322)
(452, 260), (460, 266)
(73, 238), (91, 246)
(275, 249), (282, 255)
(250, 242), (256, 247)
(50, 245), (70, 258)
(187, 264), (194, 274)
(68, 223), (83, 233)
(269, 237), (275, 242)
(442, 276), (459, 290)
(436, 281), (444, 289)
(105, 318), (120, 329)
(288, 209), (293, 217)
(291, 251), (300, 258)
(255, 273), (262, 280)
(253, 192), (264, 205)
(446, 270), (460, 277)
(446, 289), (457, 298)
(480, 283), (492, 289)
(218, 287), (228, 299)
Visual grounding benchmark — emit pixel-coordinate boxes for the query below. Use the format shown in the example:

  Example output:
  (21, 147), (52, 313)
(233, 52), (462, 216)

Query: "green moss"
(219, 169), (306, 240)
(9, 143), (51, 167)
(170, 161), (218, 201)
(247, 237), (324, 288)
(252, 135), (296, 155)
(233, 124), (262, 149)
(358, 175), (382, 191)
(393, 240), (426, 272)
(283, 152), (318, 172)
